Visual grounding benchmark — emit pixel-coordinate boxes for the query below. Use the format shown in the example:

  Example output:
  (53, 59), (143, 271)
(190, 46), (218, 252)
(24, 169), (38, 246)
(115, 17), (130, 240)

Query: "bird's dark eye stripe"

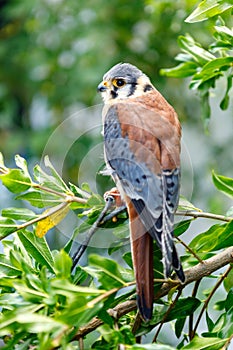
(127, 83), (137, 97)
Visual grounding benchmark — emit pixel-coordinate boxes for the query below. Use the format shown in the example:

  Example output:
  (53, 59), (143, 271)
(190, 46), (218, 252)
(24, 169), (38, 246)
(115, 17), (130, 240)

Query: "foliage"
(0, 152), (233, 349)
(0, 0), (233, 349)
(160, 1), (233, 130)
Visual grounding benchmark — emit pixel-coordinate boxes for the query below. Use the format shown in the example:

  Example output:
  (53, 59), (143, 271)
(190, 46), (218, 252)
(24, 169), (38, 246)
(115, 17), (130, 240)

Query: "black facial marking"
(127, 83), (137, 97)
(143, 84), (153, 92)
(111, 90), (118, 99)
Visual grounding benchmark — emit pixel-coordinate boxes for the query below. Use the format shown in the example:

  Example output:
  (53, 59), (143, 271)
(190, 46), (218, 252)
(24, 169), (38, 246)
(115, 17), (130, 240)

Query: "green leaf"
(177, 35), (215, 66)
(206, 311), (215, 332)
(72, 265), (89, 285)
(166, 297), (201, 322)
(212, 171), (233, 198)
(174, 220), (192, 237)
(178, 196), (201, 212)
(0, 217), (18, 239)
(220, 74), (232, 110)
(55, 297), (104, 328)
(2, 207), (37, 221)
(218, 308), (233, 339)
(214, 23), (233, 46)
(225, 289), (233, 312)
(200, 89), (211, 132)
(16, 190), (63, 208)
(0, 255), (22, 279)
(44, 156), (70, 192)
(0, 311), (66, 336)
(192, 57), (233, 87)
(81, 182), (92, 194)
(86, 193), (105, 207)
(123, 251), (133, 269)
(53, 250), (72, 278)
(175, 317), (186, 338)
(69, 182), (91, 199)
(224, 269), (233, 292)
(17, 231), (55, 273)
(160, 61), (198, 78)
(51, 278), (104, 297)
(182, 336), (228, 349)
(15, 154), (31, 180)
(136, 297), (200, 338)
(0, 169), (31, 193)
(189, 220), (233, 252)
(226, 206), (233, 217)
(33, 164), (67, 194)
(185, 0), (233, 23)
(88, 254), (132, 289)
(131, 343), (176, 349)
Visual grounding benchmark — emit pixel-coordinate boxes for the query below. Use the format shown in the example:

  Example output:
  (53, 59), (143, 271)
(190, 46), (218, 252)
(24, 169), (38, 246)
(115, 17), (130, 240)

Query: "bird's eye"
(113, 78), (126, 88)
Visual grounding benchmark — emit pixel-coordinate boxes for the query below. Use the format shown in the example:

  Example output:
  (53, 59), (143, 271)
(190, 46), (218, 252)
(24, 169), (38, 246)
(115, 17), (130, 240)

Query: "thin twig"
(132, 311), (143, 336)
(71, 195), (116, 270)
(192, 265), (233, 336)
(101, 205), (127, 223)
(222, 334), (233, 350)
(78, 337), (84, 350)
(176, 236), (203, 263)
(101, 207), (233, 224)
(0, 201), (71, 241)
(189, 279), (201, 340)
(175, 210), (232, 223)
(153, 287), (183, 342)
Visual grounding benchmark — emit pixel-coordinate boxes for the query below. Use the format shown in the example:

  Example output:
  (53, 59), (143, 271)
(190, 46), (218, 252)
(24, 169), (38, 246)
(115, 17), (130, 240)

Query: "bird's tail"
(158, 206), (185, 283)
(127, 202), (154, 321)
(132, 202), (185, 284)
(162, 236), (185, 283)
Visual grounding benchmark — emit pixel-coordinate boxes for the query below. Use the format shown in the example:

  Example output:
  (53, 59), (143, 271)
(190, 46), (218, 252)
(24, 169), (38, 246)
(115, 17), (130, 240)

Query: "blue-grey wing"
(103, 104), (164, 223)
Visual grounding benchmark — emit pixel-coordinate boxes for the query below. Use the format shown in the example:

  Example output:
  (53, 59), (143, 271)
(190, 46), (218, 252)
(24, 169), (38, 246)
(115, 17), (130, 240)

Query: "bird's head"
(97, 63), (154, 103)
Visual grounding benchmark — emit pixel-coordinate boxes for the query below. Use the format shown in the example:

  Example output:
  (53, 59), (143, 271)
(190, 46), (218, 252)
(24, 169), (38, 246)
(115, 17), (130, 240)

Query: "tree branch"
(73, 246), (233, 340)
(175, 210), (232, 223)
(192, 265), (232, 335)
(153, 287), (183, 342)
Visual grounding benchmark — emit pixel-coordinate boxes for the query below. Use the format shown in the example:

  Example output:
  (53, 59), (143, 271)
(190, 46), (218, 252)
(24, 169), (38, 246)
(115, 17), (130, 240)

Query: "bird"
(97, 62), (185, 321)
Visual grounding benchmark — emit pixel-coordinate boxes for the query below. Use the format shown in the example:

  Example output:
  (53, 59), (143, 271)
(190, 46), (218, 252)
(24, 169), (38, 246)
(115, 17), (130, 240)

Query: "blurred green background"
(0, 0), (232, 247)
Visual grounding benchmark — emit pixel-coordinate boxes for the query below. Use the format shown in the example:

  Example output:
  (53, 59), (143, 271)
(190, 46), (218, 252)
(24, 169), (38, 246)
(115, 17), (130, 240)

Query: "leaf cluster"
(0, 152), (232, 349)
(160, 1), (233, 130)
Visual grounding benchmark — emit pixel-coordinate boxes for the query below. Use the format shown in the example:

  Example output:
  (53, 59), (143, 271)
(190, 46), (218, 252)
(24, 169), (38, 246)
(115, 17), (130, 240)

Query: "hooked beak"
(97, 81), (108, 92)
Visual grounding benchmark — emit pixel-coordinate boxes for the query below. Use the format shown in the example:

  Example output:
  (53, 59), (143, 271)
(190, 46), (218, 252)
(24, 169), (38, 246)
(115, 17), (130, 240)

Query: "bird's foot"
(104, 187), (125, 207)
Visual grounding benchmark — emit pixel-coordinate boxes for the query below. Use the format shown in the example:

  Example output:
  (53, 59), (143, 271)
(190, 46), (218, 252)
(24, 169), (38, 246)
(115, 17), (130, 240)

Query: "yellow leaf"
(36, 203), (70, 238)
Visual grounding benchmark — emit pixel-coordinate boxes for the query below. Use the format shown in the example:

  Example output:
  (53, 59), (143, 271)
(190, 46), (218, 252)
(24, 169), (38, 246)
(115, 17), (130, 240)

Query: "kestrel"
(98, 63), (185, 321)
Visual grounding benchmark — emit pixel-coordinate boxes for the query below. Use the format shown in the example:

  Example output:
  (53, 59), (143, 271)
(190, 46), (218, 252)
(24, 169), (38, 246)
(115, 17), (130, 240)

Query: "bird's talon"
(104, 187), (125, 207)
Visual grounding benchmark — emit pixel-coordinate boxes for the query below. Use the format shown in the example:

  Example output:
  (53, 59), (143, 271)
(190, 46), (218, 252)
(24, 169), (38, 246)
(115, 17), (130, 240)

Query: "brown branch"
(98, 206), (233, 224)
(175, 210), (232, 223)
(153, 287), (183, 342)
(176, 236), (203, 263)
(73, 246), (233, 341)
(222, 334), (233, 350)
(192, 265), (232, 336)
(189, 279), (201, 340)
